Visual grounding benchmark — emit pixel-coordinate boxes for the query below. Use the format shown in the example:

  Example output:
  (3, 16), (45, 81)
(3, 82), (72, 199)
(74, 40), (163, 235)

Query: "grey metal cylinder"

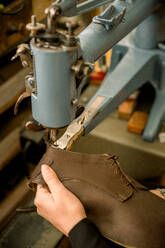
(78, 0), (160, 63)
(31, 43), (78, 128)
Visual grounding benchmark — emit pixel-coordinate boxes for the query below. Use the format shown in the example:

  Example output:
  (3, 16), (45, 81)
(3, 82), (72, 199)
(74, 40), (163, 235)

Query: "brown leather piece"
(29, 147), (165, 248)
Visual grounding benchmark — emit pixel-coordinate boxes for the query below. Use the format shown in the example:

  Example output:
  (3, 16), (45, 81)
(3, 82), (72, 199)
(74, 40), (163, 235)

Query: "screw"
(22, 60), (28, 68)
(72, 98), (78, 105)
(31, 15), (37, 27)
(66, 22), (73, 35)
(83, 66), (92, 76)
(45, 8), (49, 15)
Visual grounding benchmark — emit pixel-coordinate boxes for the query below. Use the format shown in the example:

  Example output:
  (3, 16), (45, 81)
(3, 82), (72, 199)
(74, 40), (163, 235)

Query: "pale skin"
(34, 164), (87, 236)
(34, 164), (165, 236)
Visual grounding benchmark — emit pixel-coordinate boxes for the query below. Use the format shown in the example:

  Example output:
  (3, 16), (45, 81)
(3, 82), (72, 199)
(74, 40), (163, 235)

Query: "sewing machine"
(13, 0), (165, 150)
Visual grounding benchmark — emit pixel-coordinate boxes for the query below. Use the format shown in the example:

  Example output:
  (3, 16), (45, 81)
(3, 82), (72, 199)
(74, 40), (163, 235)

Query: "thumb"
(41, 164), (64, 194)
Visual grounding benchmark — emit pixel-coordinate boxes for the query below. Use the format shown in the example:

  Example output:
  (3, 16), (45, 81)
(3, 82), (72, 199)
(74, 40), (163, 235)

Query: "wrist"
(68, 217), (88, 237)
(66, 214), (87, 236)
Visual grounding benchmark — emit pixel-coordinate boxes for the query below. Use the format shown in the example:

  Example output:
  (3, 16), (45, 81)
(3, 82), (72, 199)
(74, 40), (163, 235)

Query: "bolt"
(72, 98), (78, 105)
(36, 43), (42, 47)
(159, 132), (165, 143)
(83, 66), (92, 76)
(45, 8), (49, 15)
(30, 80), (35, 87)
(44, 42), (50, 48)
(22, 60), (28, 68)
(66, 22), (73, 35)
(50, 8), (56, 17)
(31, 15), (37, 27)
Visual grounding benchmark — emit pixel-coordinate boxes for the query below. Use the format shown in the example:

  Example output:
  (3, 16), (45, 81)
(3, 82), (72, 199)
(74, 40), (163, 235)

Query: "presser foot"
(53, 120), (84, 151)
(26, 120), (60, 146)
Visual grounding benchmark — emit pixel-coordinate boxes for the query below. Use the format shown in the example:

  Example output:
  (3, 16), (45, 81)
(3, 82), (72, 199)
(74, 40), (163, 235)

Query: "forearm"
(69, 218), (121, 248)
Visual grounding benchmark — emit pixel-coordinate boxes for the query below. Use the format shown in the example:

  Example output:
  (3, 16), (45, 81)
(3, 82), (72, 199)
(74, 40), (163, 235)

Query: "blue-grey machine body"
(31, 43), (78, 128)
(28, 0), (165, 142)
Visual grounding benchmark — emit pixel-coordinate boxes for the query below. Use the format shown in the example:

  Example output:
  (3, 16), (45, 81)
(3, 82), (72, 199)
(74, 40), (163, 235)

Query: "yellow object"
(128, 111), (148, 135)
(94, 50), (112, 72)
(0, 4), (4, 10)
(118, 99), (137, 120)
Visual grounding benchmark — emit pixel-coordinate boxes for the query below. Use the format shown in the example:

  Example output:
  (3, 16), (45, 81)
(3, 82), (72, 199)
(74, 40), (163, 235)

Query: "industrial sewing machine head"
(13, 0), (164, 149)
(13, 0), (94, 142)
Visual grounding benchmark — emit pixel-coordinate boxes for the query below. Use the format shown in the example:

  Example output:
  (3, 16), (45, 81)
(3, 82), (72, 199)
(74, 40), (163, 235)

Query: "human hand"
(150, 189), (165, 200)
(34, 164), (87, 236)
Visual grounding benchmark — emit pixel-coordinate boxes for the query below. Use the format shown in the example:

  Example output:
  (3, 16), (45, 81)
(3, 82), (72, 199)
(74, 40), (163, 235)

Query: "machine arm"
(49, 0), (114, 17)
(54, 48), (156, 150)
(78, 0), (161, 63)
(54, 0), (162, 150)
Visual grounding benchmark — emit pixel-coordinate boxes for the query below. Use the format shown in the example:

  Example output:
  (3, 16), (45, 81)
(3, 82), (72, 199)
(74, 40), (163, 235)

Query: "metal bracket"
(93, 3), (126, 31)
(53, 121), (84, 150)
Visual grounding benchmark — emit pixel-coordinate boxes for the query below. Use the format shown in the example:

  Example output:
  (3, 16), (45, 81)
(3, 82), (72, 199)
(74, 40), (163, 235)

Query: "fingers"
(34, 184), (52, 207)
(37, 184), (49, 194)
(150, 189), (165, 200)
(41, 164), (64, 194)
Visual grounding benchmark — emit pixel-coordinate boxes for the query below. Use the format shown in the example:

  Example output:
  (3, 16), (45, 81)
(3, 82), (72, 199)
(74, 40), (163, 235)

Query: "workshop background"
(0, 0), (165, 248)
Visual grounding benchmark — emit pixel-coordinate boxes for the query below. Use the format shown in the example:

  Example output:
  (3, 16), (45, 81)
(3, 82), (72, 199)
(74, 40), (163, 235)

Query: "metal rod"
(76, 0), (114, 15)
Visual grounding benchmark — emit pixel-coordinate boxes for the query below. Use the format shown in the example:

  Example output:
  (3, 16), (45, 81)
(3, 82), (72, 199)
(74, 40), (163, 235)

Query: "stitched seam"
(106, 155), (142, 190)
